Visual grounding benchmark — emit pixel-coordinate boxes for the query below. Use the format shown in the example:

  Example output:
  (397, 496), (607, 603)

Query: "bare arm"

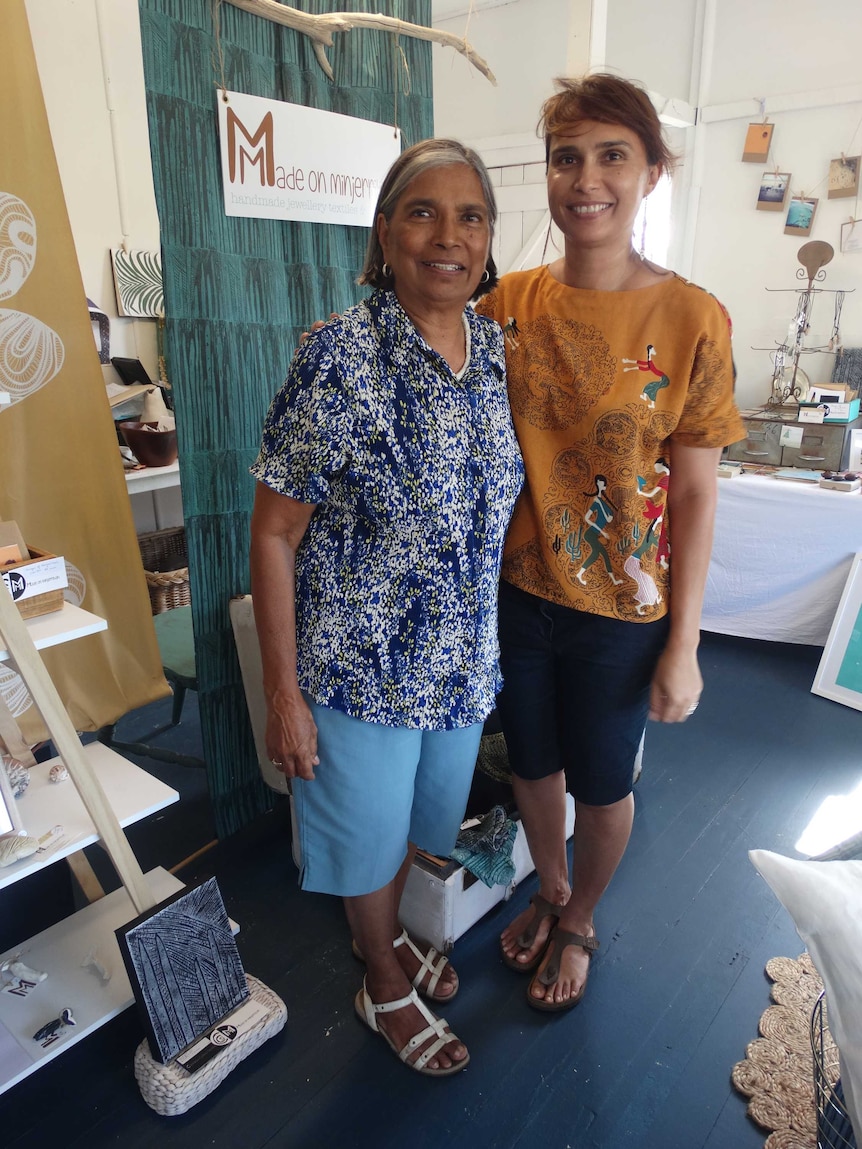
(648, 443), (721, 723)
(249, 481), (319, 779)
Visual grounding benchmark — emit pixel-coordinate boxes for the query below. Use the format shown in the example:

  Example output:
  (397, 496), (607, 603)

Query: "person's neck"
(551, 240), (649, 292)
(396, 296), (467, 372)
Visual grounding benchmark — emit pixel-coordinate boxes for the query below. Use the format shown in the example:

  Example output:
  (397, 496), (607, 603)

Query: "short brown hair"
(359, 138), (499, 300)
(539, 74), (674, 173)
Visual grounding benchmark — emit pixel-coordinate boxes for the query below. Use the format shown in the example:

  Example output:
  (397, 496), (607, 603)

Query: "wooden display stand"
(0, 584), (180, 1094)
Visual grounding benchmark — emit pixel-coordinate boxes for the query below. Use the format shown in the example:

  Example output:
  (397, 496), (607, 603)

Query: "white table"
(124, 460), (182, 531)
(702, 473), (862, 645)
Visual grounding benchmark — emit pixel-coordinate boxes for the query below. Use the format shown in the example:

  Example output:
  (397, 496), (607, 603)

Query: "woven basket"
(134, 974), (287, 1116)
(137, 527), (190, 615)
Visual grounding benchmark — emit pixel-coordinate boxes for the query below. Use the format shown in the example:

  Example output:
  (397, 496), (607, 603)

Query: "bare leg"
(394, 843), (459, 997)
(500, 772), (571, 967)
(352, 844), (459, 998)
(345, 871), (467, 1069)
(529, 792), (634, 1005)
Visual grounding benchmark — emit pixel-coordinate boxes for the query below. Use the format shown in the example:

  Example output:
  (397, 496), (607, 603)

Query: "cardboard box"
(0, 521), (67, 619)
(798, 398), (861, 423)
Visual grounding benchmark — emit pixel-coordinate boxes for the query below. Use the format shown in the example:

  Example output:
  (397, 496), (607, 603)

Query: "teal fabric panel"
(139, 0), (432, 836)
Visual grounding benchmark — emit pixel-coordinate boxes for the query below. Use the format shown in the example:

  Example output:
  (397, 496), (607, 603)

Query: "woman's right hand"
(265, 690), (320, 781)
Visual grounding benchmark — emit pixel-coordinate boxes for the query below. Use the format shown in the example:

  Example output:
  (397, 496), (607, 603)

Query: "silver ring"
(686, 705), (698, 716)
(272, 758), (284, 767)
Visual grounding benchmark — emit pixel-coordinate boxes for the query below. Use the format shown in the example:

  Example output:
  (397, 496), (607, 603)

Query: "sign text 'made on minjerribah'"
(217, 90), (401, 227)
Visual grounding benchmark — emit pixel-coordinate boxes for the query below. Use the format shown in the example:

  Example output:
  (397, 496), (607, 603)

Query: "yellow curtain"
(0, 0), (167, 743)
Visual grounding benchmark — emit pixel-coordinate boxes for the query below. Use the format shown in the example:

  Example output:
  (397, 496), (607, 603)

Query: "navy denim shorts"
(496, 580), (670, 805)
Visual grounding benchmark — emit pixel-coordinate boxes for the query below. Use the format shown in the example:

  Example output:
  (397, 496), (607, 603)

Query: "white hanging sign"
(216, 90), (401, 227)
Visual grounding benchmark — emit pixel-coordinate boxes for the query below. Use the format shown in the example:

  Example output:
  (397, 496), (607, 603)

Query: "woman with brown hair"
(475, 74), (744, 1011)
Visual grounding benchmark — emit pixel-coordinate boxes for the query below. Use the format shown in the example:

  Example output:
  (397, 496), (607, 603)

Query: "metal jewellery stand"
(752, 241), (854, 409)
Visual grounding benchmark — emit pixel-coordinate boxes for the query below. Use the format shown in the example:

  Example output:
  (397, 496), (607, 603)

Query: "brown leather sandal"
(500, 893), (564, 973)
(527, 925), (599, 1012)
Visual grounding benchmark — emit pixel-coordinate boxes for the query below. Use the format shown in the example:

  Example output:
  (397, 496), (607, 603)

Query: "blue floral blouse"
(251, 289), (524, 731)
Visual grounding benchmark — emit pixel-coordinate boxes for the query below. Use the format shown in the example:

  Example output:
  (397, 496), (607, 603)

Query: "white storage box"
(399, 794), (576, 954)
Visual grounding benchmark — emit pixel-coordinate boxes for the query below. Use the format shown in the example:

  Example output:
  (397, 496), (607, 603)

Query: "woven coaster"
(731, 954), (828, 1148)
(134, 974), (287, 1116)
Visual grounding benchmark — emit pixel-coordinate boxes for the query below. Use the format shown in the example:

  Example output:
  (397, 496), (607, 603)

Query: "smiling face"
(546, 120), (660, 254)
(376, 163), (491, 319)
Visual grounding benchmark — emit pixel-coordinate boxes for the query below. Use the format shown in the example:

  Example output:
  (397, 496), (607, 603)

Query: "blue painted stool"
(153, 605), (197, 727)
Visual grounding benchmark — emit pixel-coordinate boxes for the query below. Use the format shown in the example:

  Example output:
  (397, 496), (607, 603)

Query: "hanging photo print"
(742, 122), (774, 162)
(756, 172), (791, 212)
(841, 220), (862, 254)
(828, 156), (861, 199)
(785, 197), (818, 237)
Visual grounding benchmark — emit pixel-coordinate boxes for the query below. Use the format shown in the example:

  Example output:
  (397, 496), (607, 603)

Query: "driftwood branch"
(222, 0), (496, 85)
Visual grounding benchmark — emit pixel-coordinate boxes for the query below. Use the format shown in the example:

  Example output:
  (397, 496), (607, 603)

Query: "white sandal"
(353, 977), (469, 1077)
(352, 927), (459, 1001)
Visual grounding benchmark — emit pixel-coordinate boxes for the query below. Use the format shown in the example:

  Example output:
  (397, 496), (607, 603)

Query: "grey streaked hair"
(359, 138), (499, 300)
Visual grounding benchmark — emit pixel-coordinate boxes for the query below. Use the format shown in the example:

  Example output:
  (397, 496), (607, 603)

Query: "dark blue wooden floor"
(2, 632), (860, 1148)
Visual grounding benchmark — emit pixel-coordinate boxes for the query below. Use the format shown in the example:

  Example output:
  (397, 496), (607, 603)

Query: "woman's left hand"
(648, 644), (703, 723)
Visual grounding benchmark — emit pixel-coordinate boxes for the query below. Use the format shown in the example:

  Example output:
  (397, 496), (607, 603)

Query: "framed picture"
(115, 877), (248, 1063)
(742, 122), (774, 162)
(840, 220), (862, 254)
(812, 553), (862, 711)
(756, 171), (791, 212)
(828, 156), (861, 199)
(785, 196), (818, 236)
(808, 385), (846, 404)
(110, 248), (164, 318)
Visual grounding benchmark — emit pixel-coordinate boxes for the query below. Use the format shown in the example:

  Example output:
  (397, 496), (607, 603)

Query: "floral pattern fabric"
(476, 266), (745, 623)
(252, 289), (524, 730)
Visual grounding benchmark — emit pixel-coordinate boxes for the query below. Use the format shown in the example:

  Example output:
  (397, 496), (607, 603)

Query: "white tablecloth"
(702, 473), (862, 645)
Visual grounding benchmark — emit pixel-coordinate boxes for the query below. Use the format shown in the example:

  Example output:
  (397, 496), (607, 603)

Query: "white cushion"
(749, 849), (862, 1145)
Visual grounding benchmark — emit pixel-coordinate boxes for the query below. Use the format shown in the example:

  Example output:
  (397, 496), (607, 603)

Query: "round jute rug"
(732, 953), (834, 1149)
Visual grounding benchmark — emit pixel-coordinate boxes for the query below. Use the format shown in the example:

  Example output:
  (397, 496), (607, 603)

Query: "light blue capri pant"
(291, 695), (483, 897)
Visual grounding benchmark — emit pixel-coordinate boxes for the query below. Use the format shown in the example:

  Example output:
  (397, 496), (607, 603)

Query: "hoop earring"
(382, 263), (391, 278)
(480, 269), (490, 284)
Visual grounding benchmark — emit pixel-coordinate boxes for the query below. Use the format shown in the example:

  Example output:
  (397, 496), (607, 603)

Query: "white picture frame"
(0, 763), (23, 836)
(812, 552), (862, 711)
(848, 429), (862, 472)
(808, 385), (846, 404)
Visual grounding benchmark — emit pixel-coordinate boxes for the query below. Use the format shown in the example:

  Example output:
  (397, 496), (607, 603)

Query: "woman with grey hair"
(250, 139), (523, 1076)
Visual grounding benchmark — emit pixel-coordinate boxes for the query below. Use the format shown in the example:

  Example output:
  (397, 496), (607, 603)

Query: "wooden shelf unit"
(0, 594), (181, 1095)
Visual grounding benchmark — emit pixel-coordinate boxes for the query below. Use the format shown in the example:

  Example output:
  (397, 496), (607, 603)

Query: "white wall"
(25, 0), (862, 418)
(688, 0), (862, 408)
(434, 0), (862, 410)
(24, 0), (180, 531)
(25, 0), (161, 382)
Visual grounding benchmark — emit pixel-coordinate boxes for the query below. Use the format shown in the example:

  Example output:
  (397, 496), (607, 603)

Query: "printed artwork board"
(115, 877), (248, 1064)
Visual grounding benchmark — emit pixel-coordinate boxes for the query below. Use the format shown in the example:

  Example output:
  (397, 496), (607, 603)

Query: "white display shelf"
(0, 866), (185, 1094)
(124, 459), (180, 494)
(0, 743), (179, 892)
(0, 603), (107, 663)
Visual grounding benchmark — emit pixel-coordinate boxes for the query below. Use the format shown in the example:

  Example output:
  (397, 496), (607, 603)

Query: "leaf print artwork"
(111, 249), (165, 318)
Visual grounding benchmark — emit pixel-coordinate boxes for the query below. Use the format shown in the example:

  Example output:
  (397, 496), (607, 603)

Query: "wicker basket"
(134, 975), (287, 1116)
(137, 527), (190, 615)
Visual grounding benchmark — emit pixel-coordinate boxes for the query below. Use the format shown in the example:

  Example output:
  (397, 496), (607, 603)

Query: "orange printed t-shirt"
(475, 265), (745, 623)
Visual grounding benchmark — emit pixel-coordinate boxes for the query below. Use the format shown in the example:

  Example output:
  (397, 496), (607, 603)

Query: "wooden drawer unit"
(727, 410), (862, 469)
